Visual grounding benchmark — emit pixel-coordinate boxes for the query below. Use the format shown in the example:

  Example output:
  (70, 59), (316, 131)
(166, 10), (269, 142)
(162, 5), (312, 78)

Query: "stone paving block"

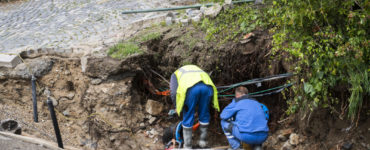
(0, 54), (22, 68)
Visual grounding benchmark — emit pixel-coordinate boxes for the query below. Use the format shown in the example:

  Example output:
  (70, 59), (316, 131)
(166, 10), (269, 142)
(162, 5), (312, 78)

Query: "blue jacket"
(220, 96), (269, 133)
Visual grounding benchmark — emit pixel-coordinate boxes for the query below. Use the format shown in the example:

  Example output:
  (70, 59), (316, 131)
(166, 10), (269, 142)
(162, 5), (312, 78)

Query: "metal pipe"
(47, 98), (64, 149)
(122, 0), (254, 14)
(31, 76), (38, 123)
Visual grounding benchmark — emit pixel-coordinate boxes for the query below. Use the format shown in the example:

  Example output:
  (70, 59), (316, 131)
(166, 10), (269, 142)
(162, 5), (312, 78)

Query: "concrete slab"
(0, 54), (22, 68)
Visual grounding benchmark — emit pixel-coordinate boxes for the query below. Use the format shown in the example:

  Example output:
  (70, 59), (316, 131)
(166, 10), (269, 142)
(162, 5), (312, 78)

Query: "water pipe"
(122, 0), (254, 14)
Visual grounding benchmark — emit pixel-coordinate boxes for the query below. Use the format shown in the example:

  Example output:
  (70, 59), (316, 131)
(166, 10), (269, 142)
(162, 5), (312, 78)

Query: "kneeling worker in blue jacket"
(220, 86), (269, 150)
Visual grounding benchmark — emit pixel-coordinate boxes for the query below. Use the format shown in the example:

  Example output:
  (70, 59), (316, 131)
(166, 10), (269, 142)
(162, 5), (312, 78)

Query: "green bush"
(199, 0), (369, 121)
(268, 0), (369, 120)
(107, 42), (142, 59)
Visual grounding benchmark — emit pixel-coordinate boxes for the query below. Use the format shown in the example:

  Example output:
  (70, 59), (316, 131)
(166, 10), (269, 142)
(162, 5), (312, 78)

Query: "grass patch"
(140, 32), (161, 42)
(108, 42), (142, 59)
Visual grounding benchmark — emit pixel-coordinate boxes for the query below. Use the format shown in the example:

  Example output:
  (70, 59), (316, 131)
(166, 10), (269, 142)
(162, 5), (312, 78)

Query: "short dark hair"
(235, 86), (248, 95)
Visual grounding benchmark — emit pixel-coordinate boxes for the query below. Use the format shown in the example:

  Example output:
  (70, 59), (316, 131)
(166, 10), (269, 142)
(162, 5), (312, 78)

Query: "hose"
(47, 98), (64, 149)
(122, 0), (254, 14)
(31, 76), (38, 123)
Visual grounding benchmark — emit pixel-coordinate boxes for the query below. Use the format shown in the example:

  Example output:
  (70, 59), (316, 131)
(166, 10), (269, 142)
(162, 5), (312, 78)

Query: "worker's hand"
(168, 109), (176, 116)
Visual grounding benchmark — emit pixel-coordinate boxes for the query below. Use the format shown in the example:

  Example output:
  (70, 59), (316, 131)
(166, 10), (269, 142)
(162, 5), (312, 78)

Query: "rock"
(360, 143), (367, 148)
(140, 123), (145, 127)
(145, 99), (163, 115)
(225, 0), (232, 5)
(281, 141), (293, 150)
(223, 0), (233, 9)
(149, 128), (159, 136)
(166, 12), (175, 18)
(186, 9), (192, 16)
(64, 70), (71, 75)
(49, 96), (58, 106)
(0, 54), (22, 68)
(82, 57), (122, 79)
(81, 56), (88, 73)
(280, 128), (293, 138)
(44, 88), (51, 97)
(204, 3), (222, 18)
(240, 39), (251, 44)
(148, 117), (157, 124)
(63, 109), (70, 116)
(153, 137), (158, 144)
(165, 17), (173, 26)
(180, 19), (190, 26)
(90, 78), (102, 85)
(9, 58), (53, 79)
(175, 18), (181, 24)
(200, 5), (207, 14)
(0, 72), (5, 80)
(342, 142), (353, 150)
(66, 92), (75, 100)
(263, 136), (278, 147)
(191, 10), (202, 17)
(278, 134), (288, 142)
(192, 15), (201, 22)
(289, 133), (299, 146)
(0, 119), (22, 135)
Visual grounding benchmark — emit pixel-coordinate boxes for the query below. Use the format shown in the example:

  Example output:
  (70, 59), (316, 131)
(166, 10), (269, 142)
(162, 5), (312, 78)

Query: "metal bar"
(47, 98), (64, 149)
(31, 76), (38, 123)
(122, 0), (254, 14)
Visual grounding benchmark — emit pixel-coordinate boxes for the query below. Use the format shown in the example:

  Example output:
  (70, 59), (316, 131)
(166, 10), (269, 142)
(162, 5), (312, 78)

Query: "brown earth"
(0, 24), (369, 150)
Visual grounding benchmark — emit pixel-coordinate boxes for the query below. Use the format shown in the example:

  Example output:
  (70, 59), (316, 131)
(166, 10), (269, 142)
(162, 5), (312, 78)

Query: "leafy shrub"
(268, 0), (369, 120)
(199, 0), (369, 121)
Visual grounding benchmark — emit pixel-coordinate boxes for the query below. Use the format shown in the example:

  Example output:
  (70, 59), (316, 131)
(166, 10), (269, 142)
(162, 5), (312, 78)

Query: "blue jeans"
(221, 120), (268, 149)
(182, 82), (213, 128)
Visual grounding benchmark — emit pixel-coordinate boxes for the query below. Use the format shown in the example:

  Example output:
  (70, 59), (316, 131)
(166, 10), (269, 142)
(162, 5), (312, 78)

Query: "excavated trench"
(1, 25), (368, 150)
(0, 26), (291, 150)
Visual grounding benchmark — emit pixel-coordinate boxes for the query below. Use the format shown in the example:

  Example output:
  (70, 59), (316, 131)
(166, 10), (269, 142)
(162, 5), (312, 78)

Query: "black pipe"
(31, 76), (38, 122)
(47, 98), (64, 149)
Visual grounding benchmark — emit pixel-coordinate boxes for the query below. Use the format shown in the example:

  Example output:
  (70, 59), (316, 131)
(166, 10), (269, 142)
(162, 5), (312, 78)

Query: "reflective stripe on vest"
(178, 67), (204, 79)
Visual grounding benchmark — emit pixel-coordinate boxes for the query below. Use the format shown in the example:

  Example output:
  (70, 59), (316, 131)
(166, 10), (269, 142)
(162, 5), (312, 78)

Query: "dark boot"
(183, 127), (192, 149)
(198, 124), (208, 148)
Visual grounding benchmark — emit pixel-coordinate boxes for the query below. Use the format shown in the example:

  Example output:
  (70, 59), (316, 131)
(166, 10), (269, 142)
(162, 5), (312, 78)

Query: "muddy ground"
(0, 24), (369, 150)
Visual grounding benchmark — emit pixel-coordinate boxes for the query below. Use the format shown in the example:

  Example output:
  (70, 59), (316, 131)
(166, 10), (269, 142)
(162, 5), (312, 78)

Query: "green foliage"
(107, 42), (142, 59)
(140, 32), (161, 42)
(200, 4), (268, 42)
(160, 21), (167, 27)
(268, 0), (369, 120)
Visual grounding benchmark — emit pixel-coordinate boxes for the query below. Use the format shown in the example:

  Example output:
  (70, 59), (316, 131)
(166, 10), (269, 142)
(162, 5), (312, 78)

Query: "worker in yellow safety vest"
(169, 65), (219, 149)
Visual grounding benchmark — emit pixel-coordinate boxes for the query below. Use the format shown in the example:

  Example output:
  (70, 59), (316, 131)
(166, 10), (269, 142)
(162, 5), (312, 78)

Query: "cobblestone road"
(0, 0), (172, 54)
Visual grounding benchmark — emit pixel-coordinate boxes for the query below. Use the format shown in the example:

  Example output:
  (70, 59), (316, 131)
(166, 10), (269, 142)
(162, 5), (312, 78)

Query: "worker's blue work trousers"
(182, 82), (213, 128)
(221, 120), (268, 149)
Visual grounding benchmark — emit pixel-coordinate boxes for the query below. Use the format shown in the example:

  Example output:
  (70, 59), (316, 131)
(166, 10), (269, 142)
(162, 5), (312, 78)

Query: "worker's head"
(235, 86), (248, 98)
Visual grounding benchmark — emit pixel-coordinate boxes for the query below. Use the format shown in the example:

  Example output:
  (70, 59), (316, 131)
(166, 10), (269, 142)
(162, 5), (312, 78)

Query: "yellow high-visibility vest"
(174, 65), (219, 115)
